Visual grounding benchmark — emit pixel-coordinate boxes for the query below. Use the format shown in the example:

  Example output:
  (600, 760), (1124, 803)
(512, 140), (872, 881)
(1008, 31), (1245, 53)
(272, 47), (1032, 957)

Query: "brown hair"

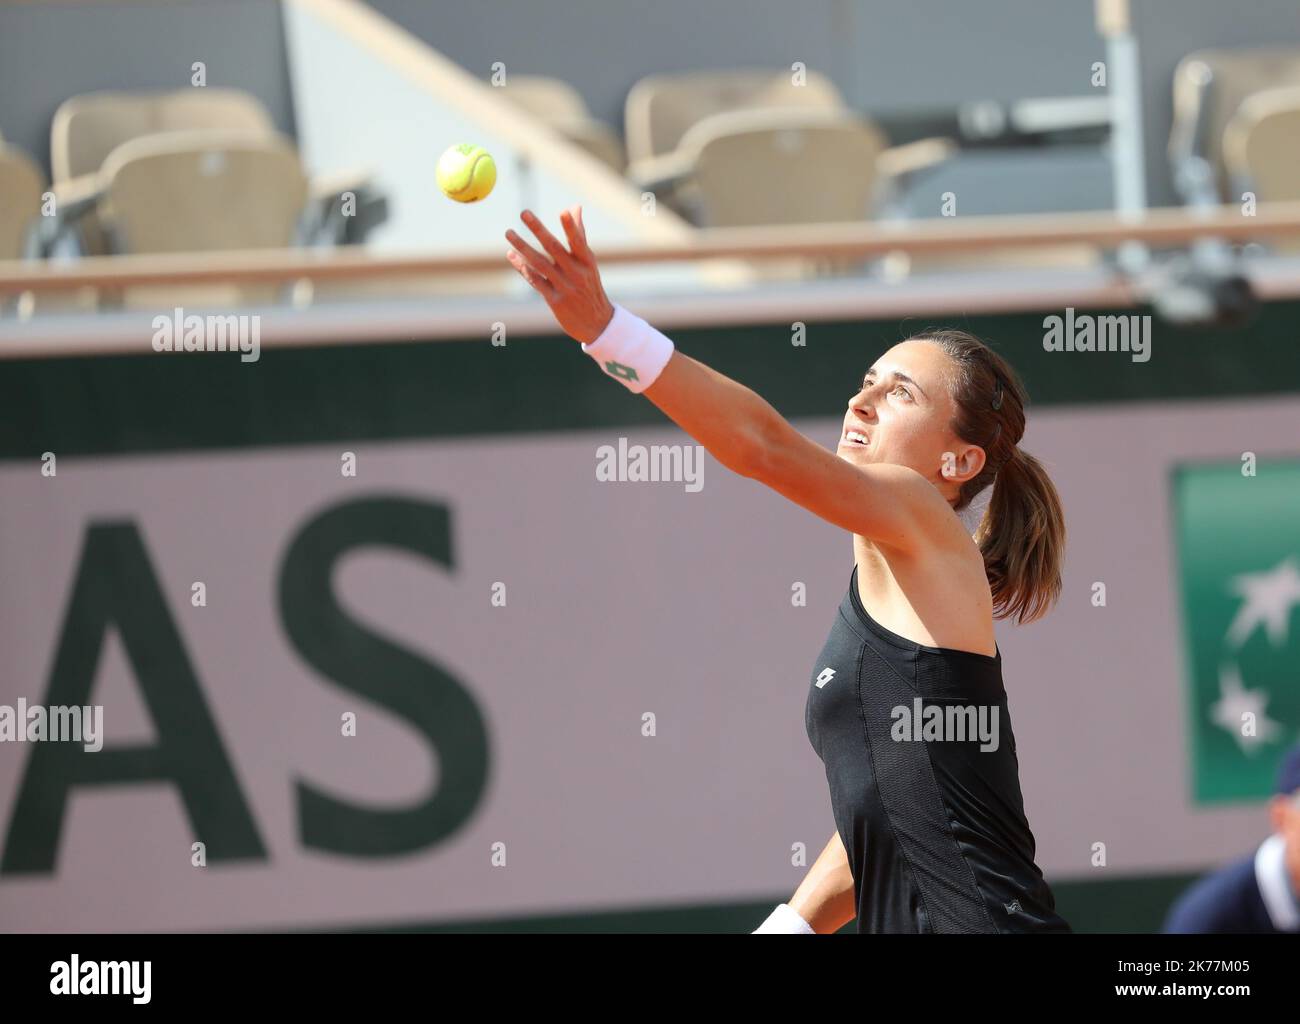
(913, 328), (1065, 624)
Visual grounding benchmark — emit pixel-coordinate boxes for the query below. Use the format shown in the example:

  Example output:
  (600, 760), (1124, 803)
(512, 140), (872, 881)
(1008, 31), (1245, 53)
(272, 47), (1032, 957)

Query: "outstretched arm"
(504, 207), (949, 551)
(643, 348), (940, 549)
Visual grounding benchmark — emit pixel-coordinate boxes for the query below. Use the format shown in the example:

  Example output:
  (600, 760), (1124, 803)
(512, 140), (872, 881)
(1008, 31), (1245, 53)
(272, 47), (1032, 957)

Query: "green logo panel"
(1173, 460), (1300, 804)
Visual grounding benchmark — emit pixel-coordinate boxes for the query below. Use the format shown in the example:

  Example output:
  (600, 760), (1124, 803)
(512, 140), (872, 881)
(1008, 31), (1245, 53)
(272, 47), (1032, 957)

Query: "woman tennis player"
(505, 205), (1071, 935)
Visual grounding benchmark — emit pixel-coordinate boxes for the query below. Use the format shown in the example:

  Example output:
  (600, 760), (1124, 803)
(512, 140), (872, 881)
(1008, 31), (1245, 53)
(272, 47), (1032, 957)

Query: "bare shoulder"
(868, 476), (994, 608)
(861, 527), (996, 654)
(858, 462), (977, 556)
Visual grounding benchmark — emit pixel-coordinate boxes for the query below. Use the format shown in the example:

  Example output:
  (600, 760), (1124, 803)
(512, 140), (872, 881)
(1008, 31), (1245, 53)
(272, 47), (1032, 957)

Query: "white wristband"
(751, 903), (816, 934)
(581, 303), (674, 393)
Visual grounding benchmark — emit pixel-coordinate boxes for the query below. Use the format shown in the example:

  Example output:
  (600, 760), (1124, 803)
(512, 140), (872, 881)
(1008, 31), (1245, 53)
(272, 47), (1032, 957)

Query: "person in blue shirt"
(1164, 743), (1300, 933)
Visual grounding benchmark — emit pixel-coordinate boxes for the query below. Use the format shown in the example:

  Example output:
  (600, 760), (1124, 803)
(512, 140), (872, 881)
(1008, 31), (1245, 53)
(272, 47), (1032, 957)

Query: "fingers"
(519, 209), (576, 271)
(505, 228), (557, 280)
(505, 207), (596, 308)
(560, 206), (595, 265)
(506, 248), (558, 302)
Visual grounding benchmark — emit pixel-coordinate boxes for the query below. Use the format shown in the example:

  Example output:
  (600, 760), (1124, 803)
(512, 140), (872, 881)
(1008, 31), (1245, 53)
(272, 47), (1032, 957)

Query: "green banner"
(1174, 459), (1300, 803)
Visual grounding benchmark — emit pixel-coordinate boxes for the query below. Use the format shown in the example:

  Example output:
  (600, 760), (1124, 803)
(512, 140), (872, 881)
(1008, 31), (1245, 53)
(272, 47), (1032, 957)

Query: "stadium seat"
(664, 108), (886, 227)
(47, 89), (273, 255)
(1222, 85), (1300, 253)
(100, 131), (307, 252)
(47, 88), (384, 256)
(1168, 47), (1300, 208)
(52, 88), (274, 184)
(97, 130), (308, 307)
(624, 71), (957, 228)
(0, 141), (45, 261)
(623, 69), (849, 219)
(623, 68), (847, 169)
(631, 107), (960, 233)
(498, 75), (625, 172)
(1223, 85), (1300, 203)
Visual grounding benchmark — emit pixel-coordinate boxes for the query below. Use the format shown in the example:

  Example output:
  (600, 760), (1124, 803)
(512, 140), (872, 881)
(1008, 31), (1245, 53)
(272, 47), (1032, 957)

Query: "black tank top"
(804, 565), (1070, 933)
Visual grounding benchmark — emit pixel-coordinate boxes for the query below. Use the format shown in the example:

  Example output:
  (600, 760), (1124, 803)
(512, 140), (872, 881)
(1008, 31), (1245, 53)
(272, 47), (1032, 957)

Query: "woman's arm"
(504, 206), (950, 551)
(643, 349), (945, 550)
(788, 831), (857, 934)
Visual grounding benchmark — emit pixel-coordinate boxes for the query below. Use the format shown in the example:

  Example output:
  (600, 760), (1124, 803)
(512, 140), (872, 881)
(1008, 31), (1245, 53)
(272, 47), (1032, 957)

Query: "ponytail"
(975, 447), (1065, 624)
(913, 327), (1066, 625)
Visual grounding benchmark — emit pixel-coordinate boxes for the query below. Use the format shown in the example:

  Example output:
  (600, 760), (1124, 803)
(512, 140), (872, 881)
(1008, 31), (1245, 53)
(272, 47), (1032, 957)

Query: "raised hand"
(505, 206), (616, 344)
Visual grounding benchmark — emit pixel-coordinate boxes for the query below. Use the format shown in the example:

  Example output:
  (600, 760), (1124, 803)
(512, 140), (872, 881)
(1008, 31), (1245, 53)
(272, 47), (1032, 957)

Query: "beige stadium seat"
(499, 75), (625, 172)
(49, 89), (275, 257)
(641, 108), (887, 281)
(625, 70), (955, 232)
(1223, 86), (1300, 253)
(97, 130), (308, 307)
(52, 88), (273, 184)
(0, 143), (45, 260)
(625, 69), (846, 220)
(1224, 86), (1300, 202)
(47, 87), (385, 259)
(624, 68), (847, 168)
(647, 108), (887, 227)
(637, 106), (1090, 277)
(0, 132), (99, 316)
(1169, 47), (1300, 205)
(100, 131), (306, 251)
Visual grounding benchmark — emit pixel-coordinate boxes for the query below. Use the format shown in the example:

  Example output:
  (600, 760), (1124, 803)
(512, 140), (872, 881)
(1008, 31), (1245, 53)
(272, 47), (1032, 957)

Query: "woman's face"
(837, 339), (982, 498)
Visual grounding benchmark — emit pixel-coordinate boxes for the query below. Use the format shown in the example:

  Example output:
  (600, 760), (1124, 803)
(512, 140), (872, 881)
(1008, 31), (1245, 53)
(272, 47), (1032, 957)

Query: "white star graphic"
(1225, 556), (1300, 648)
(1210, 664), (1283, 753)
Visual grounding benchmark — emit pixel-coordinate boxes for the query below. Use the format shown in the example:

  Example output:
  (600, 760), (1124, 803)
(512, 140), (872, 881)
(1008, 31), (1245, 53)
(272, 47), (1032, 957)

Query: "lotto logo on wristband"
(603, 360), (639, 382)
(582, 304), (674, 393)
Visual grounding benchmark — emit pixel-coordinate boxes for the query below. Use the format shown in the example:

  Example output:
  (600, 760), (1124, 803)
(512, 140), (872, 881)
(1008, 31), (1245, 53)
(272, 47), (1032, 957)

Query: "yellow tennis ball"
(436, 143), (496, 203)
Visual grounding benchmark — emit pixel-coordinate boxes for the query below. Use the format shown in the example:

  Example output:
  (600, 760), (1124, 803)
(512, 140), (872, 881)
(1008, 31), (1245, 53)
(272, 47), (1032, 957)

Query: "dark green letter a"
(1, 523), (265, 875)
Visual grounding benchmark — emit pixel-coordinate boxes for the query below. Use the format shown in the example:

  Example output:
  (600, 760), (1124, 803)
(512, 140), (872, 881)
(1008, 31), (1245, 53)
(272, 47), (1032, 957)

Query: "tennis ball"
(436, 143), (496, 203)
